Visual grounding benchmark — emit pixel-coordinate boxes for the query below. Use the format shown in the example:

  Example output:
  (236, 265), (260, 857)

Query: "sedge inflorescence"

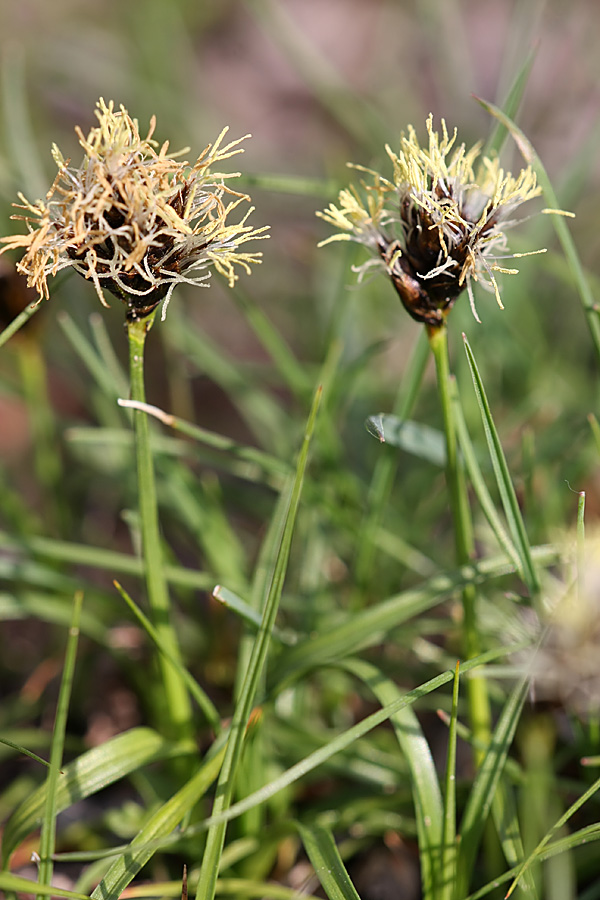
(318, 115), (546, 327)
(0, 99), (268, 320)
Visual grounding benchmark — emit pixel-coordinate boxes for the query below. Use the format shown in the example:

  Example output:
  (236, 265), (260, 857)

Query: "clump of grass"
(1, 12), (600, 900)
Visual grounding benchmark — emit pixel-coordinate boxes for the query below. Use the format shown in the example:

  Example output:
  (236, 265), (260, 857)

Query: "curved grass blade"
(90, 747), (225, 900)
(298, 823), (361, 900)
(198, 647), (520, 837)
(491, 779), (537, 899)
(339, 658), (443, 900)
(195, 385), (322, 900)
(462, 335), (539, 596)
(57, 312), (126, 403)
(2, 727), (186, 864)
(269, 546), (559, 690)
(231, 286), (309, 399)
(0, 529), (216, 593)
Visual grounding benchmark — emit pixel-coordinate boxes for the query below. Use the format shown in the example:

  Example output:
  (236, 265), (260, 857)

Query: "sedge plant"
(2, 89), (600, 900)
(317, 113), (555, 758)
(0, 99), (268, 744)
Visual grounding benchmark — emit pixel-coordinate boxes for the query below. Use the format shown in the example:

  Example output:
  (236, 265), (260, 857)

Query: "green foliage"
(1, 3), (600, 900)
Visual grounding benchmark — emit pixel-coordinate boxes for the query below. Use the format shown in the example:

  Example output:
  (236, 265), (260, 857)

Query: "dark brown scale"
(380, 190), (481, 326)
(66, 180), (204, 321)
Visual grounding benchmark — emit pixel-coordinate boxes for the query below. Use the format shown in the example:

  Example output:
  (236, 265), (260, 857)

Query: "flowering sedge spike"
(0, 99), (269, 320)
(317, 115), (548, 327)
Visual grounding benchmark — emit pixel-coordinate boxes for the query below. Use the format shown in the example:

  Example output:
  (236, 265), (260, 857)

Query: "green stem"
(428, 323), (490, 764)
(127, 315), (193, 742)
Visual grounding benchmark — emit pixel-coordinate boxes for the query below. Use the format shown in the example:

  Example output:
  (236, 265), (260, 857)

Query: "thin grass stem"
(127, 314), (193, 743)
(36, 591), (82, 900)
(427, 323), (491, 764)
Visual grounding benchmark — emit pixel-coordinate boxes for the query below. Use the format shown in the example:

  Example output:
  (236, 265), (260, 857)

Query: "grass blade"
(2, 727), (186, 864)
(491, 779), (538, 899)
(199, 647), (521, 837)
(462, 334), (539, 596)
(213, 584), (299, 645)
(298, 823), (361, 900)
(505, 774), (600, 898)
(456, 677), (529, 897)
(451, 378), (522, 573)
(0, 873), (89, 900)
(113, 580), (221, 731)
(195, 385), (322, 900)
(90, 747), (225, 900)
(117, 398), (289, 484)
(0, 737), (53, 769)
(340, 658), (443, 900)
(37, 591), (83, 899)
(483, 45), (537, 159)
(269, 546), (560, 690)
(355, 329), (430, 587)
(440, 662), (460, 900)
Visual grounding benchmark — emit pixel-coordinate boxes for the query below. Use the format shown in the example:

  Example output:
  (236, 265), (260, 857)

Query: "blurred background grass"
(1, 1), (600, 897)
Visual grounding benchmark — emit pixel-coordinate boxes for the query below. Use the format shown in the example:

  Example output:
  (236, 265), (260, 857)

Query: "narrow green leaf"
(238, 171), (338, 197)
(440, 662), (460, 900)
(505, 774), (600, 898)
(113, 581), (221, 731)
(0, 737), (53, 769)
(450, 379), (522, 573)
(195, 385), (322, 900)
(57, 311), (125, 402)
(298, 823), (361, 900)
(355, 329), (430, 588)
(231, 286), (309, 398)
(213, 585), (299, 645)
(116, 398), (289, 483)
(483, 46), (537, 159)
(0, 529), (215, 592)
(0, 873), (89, 900)
(0, 300), (42, 348)
(456, 678), (529, 897)
(199, 647), (520, 836)
(91, 747), (225, 899)
(465, 823), (600, 900)
(169, 313), (290, 455)
(38, 592), (83, 897)
(269, 546), (559, 690)
(2, 727), (185, 864)
(89, 312), (129, 398)
(339, 658), (443, 900)
(462, 335), (539, 596)
(491, 779), (538, 899)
